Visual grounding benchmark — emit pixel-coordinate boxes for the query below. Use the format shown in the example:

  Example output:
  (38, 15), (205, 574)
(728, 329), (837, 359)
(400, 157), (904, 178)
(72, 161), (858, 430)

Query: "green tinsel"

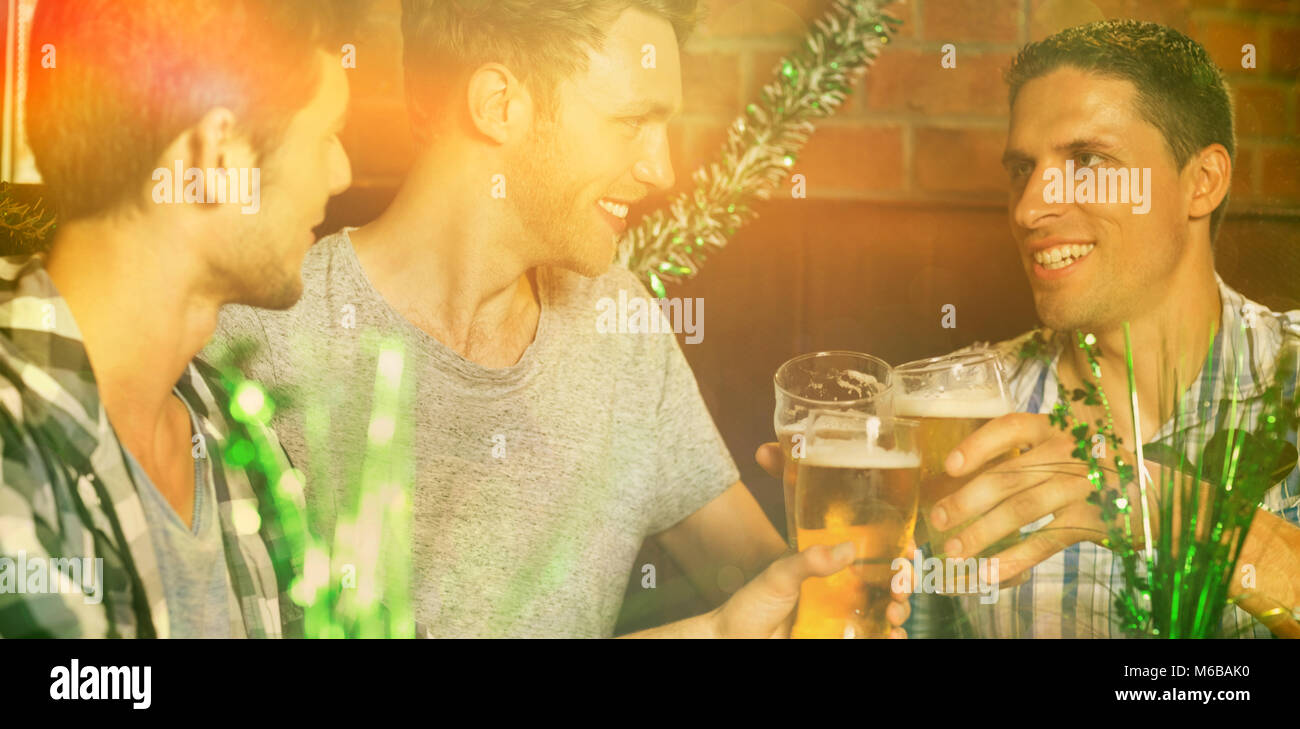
(1018, 324), (1298, 638)
(0, 183), (55, 255)
(618, 0), (901, 297)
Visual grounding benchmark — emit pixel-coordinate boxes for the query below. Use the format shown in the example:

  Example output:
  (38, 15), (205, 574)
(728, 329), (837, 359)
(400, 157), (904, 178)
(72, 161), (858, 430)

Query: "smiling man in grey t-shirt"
(208, 0), (792, 637)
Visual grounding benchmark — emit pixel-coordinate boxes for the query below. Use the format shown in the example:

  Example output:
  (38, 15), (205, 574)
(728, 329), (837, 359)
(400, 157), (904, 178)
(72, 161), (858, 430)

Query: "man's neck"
(1060, 262), (1222, 446)
(44, 217), (221, 463)
(351, 150), (542, 367)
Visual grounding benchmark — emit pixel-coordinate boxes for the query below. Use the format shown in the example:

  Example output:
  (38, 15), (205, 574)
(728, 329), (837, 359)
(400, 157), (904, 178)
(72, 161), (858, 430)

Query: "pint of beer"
(895, 351), (1018, 568)
(774, 352), (892, 551)
(791, 413), (919, 639)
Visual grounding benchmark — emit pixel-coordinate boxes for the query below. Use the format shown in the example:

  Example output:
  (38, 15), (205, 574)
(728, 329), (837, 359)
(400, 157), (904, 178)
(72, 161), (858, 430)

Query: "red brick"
(1030, 0), (1192, 38)
(1234, 81), (1288, 136)
(1268, 25), (1300, 77)
(742, 49), (875, 117)
(1119, 0), (1192, 31)
(701, 0), (912, 42)
(1192, 16), (1264, 74)
(793, 125), (905, 193)
(681, 51), (744, 116)
(699, 0), (820, 39)
(1231, 144), (1256, 201)
(1259, 144), (1300, 201)
(913, 127), (1009, 195)
(1028, 0), (1108, 41)
(1235, 0), (1300, 14)
(863, 49), (1014, 117)
(923, 0), (1020, 44)
(880, 0), (916, 40)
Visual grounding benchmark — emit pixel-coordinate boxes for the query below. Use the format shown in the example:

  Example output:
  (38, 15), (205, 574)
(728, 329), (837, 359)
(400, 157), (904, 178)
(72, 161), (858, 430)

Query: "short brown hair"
(401, 0), (700, 145)
(27, 0), (356, 223)
(1006, 20), (1236, 240)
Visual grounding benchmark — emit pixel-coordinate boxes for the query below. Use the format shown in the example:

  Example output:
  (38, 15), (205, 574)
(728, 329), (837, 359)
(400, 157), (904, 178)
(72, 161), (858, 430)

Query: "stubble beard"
(508, 123), (610, 278)
(213, 225), (305, 311)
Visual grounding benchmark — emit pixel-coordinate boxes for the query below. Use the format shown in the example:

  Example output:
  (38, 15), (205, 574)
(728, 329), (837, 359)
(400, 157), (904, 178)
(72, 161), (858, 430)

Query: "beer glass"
(894, 350), (1018, 566)
(774, 352), (892, 551)
(791, 412), (920, 639)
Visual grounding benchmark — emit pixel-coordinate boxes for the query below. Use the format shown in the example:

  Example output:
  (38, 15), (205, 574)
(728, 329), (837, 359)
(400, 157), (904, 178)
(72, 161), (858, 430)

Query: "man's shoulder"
(0, 254), (60, 330)
(298, 229), (354, 286)
(212, 231), (355, 347)
(0, 255), (93, 432)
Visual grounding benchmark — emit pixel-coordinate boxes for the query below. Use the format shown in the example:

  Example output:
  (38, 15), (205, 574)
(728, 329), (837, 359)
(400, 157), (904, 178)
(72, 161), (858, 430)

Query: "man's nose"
(633, 127), (675, 193)
(1012, 163), (1065, 231)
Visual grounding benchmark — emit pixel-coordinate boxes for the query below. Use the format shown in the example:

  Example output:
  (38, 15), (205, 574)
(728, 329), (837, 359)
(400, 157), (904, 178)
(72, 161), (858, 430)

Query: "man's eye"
(1007, 162), (1032, 180)
(1076, 152), (1105, 167)
(621, 117), (646, 131)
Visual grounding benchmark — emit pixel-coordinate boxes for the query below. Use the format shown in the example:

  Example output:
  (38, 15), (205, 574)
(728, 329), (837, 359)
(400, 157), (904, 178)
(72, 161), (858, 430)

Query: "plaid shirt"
(919, 274), (1300, 638)
(0, 255), (302, 638)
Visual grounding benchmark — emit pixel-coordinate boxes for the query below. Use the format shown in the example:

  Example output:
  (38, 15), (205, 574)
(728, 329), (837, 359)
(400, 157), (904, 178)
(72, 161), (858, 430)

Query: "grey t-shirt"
(128, 390), (243, 639)
(206, 230), (738, 637)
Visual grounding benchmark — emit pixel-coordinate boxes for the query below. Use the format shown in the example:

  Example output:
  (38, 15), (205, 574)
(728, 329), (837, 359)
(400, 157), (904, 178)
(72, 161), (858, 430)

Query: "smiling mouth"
(1033, 242), (1096, 271)
(595, 198), (631, 233)
(597, 198), (629, 218)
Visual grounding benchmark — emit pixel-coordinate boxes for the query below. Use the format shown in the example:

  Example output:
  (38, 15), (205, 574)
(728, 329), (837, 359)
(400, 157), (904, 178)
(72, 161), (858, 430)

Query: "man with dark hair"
(760, 19), (1300, 638)
(212, 0), (911, 637)
(0, 0), (354, 638)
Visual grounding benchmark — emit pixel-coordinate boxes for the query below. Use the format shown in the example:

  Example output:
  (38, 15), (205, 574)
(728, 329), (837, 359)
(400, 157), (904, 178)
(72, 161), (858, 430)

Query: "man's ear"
(1186, 143), (1232, 223)
(466, 63), (534, 145)
(155, 107), (252, 175)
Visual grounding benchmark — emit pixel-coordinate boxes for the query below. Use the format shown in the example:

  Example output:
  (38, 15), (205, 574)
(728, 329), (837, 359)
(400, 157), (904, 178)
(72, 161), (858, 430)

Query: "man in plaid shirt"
(917, 21), (1300, 639)
(750, 20), (1300, 638)
(0, 0), (355, 638)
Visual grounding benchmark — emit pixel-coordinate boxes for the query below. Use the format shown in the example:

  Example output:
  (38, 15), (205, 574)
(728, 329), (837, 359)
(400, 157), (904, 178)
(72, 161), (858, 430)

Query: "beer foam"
(777, 419), (807, 436)
(894, 395), (1011, 419)
(803, 440), (921, 469)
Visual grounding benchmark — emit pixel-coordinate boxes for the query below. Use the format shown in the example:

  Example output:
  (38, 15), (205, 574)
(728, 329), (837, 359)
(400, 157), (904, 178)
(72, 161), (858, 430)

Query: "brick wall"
(338, 0), (1300, 208)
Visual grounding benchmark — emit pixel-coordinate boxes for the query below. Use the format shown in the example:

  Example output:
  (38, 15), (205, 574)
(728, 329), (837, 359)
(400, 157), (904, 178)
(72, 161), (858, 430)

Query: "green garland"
(1018, 326), (1297, 637)
(0, 183), (55, 255)
(619, 0), (901, 297)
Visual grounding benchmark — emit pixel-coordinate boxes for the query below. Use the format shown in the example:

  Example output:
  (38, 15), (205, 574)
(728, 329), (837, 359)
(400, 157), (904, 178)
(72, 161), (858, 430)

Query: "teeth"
(1033, 243), (1095, 269)
(598, 199), (629, 219)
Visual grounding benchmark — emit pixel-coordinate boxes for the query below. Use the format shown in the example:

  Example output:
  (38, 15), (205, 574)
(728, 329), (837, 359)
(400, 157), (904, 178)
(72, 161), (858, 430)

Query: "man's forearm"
(655, 481), (788, 607)
(619, 610), (719, 639)
(1232, 508), (1300, 637)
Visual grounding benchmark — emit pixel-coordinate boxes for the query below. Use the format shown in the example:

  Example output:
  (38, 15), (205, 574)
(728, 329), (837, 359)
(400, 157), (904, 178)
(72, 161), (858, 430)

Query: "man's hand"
(934, 413), (1131, 584)
(756, 441), (783, 481)
(758, 440), (1030, 589)
(709, 542), (912, 638)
